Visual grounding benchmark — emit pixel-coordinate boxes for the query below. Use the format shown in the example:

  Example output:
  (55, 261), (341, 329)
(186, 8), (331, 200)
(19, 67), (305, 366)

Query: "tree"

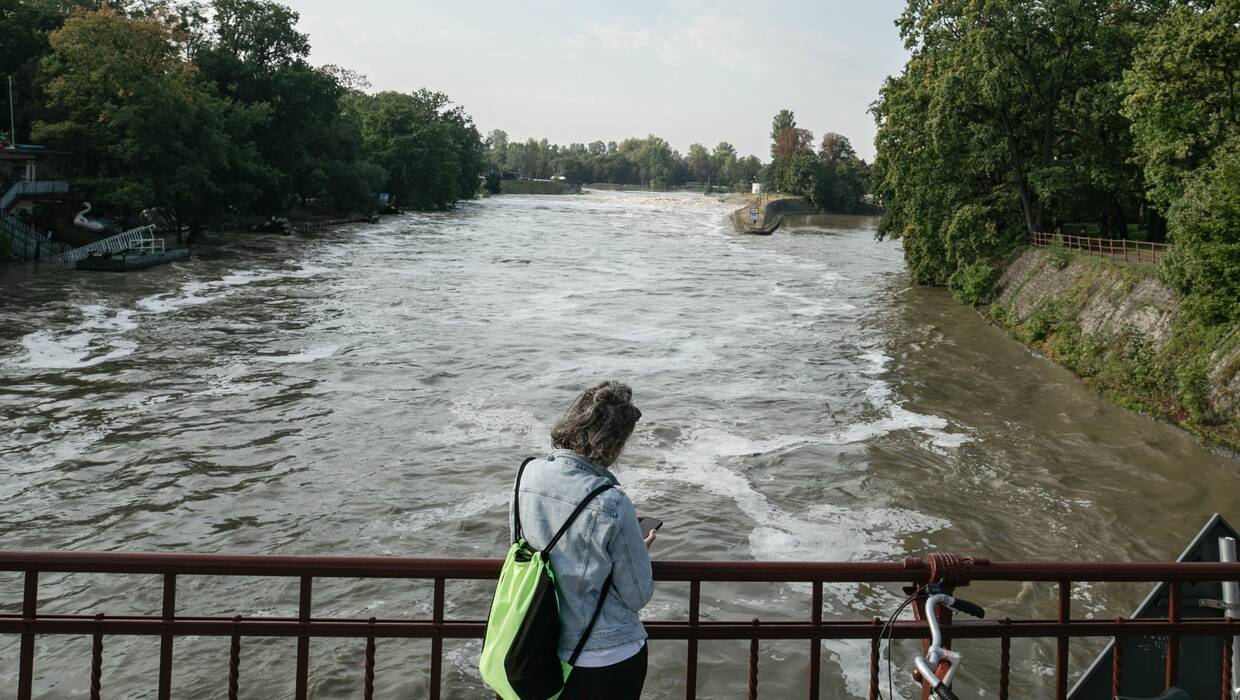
(770, 109), (796, 159)
(734, 155), (762, 190)
(871, 0), (1160, 292)
(352, 89), (482, 210)
(1126, 1), (1240, 323)
(1124, 1), (1240, 213)
(818, 132), (856, 168)
(35, 7), (266, 231)
(712, 142), (738, 186)
(780, 150), (819, 197)
(0, 0), (85, 144)
(194, 0), (383, 211)
(485, 129), (509, 171)
(687, 143), (712, 182)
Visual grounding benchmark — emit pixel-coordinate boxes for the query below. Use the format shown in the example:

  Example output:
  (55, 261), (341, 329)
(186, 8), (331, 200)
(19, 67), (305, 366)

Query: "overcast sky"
(288, 1), (910, 162)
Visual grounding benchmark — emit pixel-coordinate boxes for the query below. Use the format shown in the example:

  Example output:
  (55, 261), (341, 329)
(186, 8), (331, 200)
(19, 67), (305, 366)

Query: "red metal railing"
(1, 551), (1238, 699)
(1032, 232), (1169, 264)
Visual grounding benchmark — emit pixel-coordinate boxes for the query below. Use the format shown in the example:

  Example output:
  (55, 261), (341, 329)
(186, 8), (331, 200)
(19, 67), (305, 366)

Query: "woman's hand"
(643, 527), (656, 549)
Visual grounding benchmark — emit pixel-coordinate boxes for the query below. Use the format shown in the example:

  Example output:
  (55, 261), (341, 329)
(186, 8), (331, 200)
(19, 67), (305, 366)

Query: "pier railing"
(1, 551), (1238, 700)
(0, 210), (71, 262)
(56, 224), (159, 263)
(1032, 231), (1169, 264)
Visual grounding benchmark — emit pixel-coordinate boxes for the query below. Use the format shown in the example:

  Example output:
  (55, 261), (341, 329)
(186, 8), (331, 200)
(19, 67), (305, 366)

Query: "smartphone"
(638, 516), (664, 539)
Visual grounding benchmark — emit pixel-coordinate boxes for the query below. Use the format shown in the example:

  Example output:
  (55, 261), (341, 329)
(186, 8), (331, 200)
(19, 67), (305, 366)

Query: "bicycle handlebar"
(914, 592), (987, 696)
(948, 596), (985, 619)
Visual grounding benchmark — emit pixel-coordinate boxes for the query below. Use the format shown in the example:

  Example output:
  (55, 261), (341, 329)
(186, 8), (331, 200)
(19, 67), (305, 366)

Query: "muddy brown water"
(1, 191), (1236, 698)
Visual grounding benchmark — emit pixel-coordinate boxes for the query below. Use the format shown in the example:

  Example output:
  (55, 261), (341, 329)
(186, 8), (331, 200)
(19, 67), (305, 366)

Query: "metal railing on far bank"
(2, 550), (1239, 700)
(1032, 231), (1170, 264)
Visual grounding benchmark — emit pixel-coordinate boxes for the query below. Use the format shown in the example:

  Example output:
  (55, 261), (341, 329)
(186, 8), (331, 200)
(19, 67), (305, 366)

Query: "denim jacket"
(509, 449), (654, 659)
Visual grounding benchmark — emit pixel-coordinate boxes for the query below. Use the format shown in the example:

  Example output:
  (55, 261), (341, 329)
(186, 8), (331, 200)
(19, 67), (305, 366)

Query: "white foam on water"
(768, 280), (857, 319)
(844, 351), (974, 450)
(648, 427), (949, 561)
(8, 305), (139, 369)
(136, 269), (284, 313)
(263, 345), (339, 364)
(644, 423), (951, 698)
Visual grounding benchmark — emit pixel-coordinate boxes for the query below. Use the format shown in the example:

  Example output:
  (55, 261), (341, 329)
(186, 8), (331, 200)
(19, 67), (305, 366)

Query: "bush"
(949, 261), (999, 305)
(1176, 361), (1213, 422)
(1047, 235), (1073, 270)
(484, 171), (502, 195)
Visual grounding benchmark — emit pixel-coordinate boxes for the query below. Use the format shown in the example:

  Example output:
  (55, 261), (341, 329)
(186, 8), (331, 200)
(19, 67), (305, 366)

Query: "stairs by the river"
(0, 210), (71, 262)
(0, 179), (70, 211)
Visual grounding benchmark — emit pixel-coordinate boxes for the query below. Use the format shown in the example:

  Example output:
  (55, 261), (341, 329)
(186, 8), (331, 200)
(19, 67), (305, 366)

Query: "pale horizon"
(288, 1), (910, 162)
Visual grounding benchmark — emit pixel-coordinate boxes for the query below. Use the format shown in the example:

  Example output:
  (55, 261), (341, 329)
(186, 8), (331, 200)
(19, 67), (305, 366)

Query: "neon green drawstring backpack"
(479, 457), (615, 700)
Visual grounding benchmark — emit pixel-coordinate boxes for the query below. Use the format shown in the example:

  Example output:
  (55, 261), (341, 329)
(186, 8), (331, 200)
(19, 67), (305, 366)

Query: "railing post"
(1166, 580), (1180, 688)
(91, 613), (104, 700)
(158, 574), (176, 700)
(748, 618), (759, 700)
(810, 580), (822, 700)
(229, 616), (242, 700)
(999, 618), (1011, 700)
(1111, 618), (1124, 697)
(1055, 580), (1070, 700)
(364, 617), (376, 700)
(686, 579), (700, 700)
(431, 577), (444, 700)
(868, 617), (881, 700)
(19, 571), (38, 700)
(296, 576), (312, 700)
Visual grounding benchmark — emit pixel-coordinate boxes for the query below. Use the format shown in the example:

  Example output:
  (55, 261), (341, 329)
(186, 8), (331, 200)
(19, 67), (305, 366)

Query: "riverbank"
(987, 247), (1240, 451)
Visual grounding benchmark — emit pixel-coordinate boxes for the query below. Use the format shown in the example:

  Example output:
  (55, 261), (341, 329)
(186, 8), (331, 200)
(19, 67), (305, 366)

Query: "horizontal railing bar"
(1, 616), (1233, 641)
(2, 551), (1239, 583)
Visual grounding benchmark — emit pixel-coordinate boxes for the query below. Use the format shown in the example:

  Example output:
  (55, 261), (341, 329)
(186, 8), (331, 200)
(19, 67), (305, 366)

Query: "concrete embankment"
(987, 247), (1239, 450)
(728, 196), (814, 234)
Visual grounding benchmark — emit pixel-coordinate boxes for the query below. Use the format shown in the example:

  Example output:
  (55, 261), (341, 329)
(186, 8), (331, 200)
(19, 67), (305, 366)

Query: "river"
(1, 189), (1236, 698)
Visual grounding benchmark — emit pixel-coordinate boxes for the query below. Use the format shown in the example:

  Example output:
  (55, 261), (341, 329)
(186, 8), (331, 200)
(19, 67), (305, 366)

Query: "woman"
(511, 380), (655, 699)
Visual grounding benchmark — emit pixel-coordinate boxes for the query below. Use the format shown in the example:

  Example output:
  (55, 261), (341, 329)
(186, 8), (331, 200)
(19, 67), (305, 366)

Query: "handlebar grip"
(932, 684), (961, 700)
(949, 597), (986, 619)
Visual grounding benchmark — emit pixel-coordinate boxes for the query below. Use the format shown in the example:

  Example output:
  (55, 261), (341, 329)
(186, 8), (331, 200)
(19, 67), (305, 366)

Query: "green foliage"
(481, 134), (759, 190)
(350, 90), (482, 211)
(873, 0), (1158, 291)
(1123, 2), (1240, 212)
(949, 260), (998, 305)
(1047, 236), (1073, 270)
(1176, 361), (1213, 423)
(34, 8), (268, 229)
(483, 171), (502, 195)
(19, 0), (487, 226)
(1157, 139), (1240, 324)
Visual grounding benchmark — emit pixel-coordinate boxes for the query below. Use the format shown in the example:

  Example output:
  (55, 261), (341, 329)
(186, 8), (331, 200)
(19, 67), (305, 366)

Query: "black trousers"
(560, 643), (648, 700)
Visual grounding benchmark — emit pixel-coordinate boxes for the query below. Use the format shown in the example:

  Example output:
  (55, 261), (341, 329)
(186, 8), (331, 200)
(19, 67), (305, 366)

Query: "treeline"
(766, 109), (873, 214)
(2, 0), (484, 230)
(484, 131), (763, 190)
(871, 0), (1239, 324)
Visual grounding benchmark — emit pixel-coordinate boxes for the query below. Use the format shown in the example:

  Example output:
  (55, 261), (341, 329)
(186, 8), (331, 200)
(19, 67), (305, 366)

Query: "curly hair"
(550, 380), (642, 467)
